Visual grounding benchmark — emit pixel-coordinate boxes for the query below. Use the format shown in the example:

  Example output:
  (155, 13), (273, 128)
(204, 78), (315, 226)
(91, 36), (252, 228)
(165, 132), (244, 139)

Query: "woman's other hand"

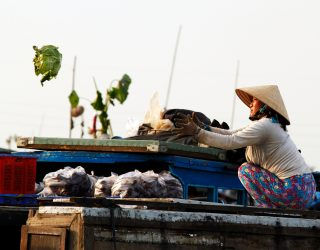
(173, 112), (201, 136)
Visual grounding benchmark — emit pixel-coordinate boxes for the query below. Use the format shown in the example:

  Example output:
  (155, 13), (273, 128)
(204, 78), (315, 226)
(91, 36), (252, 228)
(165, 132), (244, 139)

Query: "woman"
(175, 84), (316, 209)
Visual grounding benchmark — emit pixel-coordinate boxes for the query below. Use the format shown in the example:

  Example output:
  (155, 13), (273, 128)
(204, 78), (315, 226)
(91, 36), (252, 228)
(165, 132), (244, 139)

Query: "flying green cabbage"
(33, 45), (62, 86)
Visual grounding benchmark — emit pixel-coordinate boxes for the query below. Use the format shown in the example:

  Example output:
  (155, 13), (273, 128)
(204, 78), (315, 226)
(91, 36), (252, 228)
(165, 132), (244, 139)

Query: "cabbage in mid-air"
(33, 45), (62, 86)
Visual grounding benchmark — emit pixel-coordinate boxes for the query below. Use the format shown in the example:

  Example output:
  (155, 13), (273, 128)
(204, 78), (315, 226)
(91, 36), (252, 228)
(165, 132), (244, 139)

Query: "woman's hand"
(173, 112), (201, 136)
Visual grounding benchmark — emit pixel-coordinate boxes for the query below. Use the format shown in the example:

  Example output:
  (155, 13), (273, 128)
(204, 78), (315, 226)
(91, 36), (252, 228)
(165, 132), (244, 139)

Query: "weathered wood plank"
(37, 197), (320, 219)
(16, 136), (228, 161)
(27, 213), (78, 227)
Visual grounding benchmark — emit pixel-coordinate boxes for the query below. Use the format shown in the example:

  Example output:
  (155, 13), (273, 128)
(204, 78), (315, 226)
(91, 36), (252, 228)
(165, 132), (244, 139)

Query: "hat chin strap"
(249, 104), (267, 121)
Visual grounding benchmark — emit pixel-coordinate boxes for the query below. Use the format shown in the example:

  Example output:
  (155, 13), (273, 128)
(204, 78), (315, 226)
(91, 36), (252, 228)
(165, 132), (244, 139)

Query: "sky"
(1, 0), (320, 169)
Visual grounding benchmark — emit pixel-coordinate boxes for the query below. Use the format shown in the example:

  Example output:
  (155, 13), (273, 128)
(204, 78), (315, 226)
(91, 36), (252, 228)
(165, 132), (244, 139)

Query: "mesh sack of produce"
(111, 170), (145, 198)
(159, 171), (183, 198)
(140, 170), (166, 198)
(38, 166), (96, 197)
(94, 172), (119, 197)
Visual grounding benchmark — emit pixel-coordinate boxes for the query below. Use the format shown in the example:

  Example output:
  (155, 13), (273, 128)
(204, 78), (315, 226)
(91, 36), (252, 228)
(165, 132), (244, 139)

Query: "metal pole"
(165, 25), (182, 109)
(69, 56), (77, 138)
(230, 60), (240, 129)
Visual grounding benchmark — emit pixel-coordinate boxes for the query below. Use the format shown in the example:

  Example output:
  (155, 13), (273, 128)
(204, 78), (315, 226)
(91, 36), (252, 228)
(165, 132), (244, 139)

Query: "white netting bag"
(38, 166), (97, 197)
(94, 172), (119, 197)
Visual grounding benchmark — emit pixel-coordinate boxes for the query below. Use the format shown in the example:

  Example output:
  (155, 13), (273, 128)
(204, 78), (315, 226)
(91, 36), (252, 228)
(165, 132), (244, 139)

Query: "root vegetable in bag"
(38, 166), (96, 197)
(141, 170), (166, 198)
(94, 172), (118, 197)
(111, 170), (143, 198)
(159, 171), (183, 198)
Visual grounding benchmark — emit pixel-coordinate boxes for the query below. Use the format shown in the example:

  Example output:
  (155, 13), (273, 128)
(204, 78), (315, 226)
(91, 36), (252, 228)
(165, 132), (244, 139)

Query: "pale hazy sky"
(1, 0), (320, 169)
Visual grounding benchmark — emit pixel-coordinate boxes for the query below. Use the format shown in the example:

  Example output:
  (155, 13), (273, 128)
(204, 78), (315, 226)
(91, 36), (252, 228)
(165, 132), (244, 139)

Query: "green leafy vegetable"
(91, 90), (105, 111)
(68, 90), (79, 108)
(98, 111), (110, 133)
(107, 74), (132, 104)
(33, 45), (62, 86)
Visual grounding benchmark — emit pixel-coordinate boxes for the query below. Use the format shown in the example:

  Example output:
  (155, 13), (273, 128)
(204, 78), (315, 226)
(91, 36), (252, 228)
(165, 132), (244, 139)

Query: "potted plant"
(69, 74), (132, 138)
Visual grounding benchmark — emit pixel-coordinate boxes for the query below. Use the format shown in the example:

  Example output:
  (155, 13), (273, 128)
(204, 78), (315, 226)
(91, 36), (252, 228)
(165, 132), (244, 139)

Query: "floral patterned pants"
(238, 163), (316, 209)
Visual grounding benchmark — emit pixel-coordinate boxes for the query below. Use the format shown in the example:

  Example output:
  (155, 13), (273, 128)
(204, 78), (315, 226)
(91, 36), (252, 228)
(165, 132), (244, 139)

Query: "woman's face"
(249, 97), (263, 117)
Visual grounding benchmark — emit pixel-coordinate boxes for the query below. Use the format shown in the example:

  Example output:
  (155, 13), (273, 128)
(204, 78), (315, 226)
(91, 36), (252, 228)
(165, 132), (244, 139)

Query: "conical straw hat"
(235, 85), (290, 125)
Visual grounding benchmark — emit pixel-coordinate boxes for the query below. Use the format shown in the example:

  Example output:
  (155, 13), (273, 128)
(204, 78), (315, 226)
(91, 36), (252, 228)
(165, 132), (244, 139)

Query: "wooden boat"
(2, 136), (319, 249)
(21, 197), (320, 249)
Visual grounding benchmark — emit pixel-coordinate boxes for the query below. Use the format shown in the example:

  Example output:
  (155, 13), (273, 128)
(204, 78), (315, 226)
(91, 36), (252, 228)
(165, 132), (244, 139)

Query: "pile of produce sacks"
(96, 170), (183, 198)
(36, 167), (183, 199)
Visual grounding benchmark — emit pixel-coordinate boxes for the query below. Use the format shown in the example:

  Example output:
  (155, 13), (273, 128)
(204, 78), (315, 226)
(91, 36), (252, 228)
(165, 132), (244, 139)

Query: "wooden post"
(69, 56), (77, 138)
(230, 60), (240, 129)
(165, 25), (182, 109)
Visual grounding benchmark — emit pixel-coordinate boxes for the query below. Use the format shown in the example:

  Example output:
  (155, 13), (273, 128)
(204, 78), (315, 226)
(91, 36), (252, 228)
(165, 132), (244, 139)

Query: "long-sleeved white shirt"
(197, 118), (312, 179)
